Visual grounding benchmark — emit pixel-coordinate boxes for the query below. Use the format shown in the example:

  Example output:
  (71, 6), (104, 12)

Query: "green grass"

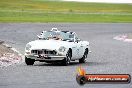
(0, 0), (132, 22)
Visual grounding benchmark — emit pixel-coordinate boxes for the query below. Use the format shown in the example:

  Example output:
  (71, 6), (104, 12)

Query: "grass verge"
(0, 0), (132, 22)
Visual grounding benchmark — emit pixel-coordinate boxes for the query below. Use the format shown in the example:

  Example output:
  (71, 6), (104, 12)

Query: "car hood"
(28, 40), (73, 50)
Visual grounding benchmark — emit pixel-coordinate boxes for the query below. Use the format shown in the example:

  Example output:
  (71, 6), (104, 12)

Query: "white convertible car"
(25, 28), (90, 66)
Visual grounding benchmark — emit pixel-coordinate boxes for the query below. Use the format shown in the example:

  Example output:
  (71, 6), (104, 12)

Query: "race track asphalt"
(0, 23), (132, 88)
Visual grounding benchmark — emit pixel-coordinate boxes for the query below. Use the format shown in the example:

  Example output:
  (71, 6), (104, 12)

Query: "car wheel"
(25, 57), (35, 65)
(76, 75), (87, 85)
(79, 49), (88, 63)
(62, 50), (71, 66)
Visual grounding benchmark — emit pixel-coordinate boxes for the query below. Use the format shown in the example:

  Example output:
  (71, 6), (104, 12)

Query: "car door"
(76, 41), (84, 59)
(70, 33), (84, 59)
(71, 41), (83, 60)
(71, 42), (78, 59)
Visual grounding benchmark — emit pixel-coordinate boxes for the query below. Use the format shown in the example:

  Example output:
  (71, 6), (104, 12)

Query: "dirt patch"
(127, 33), (132, 39)
(113, 34), (132, 43)
(0, 41), (22, 67)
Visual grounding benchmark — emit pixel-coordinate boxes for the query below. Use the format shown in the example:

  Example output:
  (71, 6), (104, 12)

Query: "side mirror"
(76, 39), (81, 43)
(37, 35), (39, 37)
(37, 35), (41, 38)
(37, 35), (43, 40)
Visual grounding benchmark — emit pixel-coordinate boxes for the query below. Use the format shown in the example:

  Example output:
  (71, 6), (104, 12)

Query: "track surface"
(0, 23), (132, 88)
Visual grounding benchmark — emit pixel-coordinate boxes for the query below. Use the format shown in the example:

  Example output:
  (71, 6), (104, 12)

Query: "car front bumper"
(25, 54), (66, 61)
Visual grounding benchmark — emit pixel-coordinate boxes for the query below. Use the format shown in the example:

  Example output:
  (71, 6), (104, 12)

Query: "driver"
(53, 34), (62, 40)
(48, 34), (62, 40)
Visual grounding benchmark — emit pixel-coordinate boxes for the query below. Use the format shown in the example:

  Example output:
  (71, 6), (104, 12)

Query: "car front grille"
(31, 49), (57, 55)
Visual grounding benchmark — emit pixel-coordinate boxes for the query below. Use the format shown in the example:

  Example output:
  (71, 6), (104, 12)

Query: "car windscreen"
(40, 31), (74, 40)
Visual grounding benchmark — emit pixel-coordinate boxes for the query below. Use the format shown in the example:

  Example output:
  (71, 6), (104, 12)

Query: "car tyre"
(25, 57), (35, 65)
(62, 50), (71, 66)
(79, 49), (88, 63)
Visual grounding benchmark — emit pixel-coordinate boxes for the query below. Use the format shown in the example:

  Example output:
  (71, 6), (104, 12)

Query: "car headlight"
(25, 44), (31, 51)
(59, 46), (66, 52)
